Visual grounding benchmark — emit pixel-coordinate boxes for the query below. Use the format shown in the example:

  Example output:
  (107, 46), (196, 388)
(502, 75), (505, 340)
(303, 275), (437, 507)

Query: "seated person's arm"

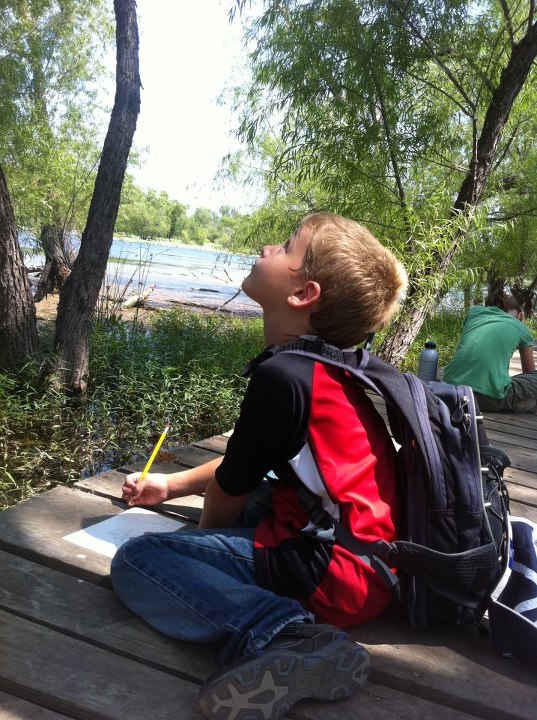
(122, 456), (223, 506)
(198, 477), (251, 529)
(520, 345), (536, 373)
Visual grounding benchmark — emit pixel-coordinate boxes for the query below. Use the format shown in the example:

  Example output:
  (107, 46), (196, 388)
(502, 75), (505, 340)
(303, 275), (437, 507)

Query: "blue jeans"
(110, 527), (313, 664)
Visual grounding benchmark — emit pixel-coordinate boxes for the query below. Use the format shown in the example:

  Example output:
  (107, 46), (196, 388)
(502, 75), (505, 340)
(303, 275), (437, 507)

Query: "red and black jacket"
(215, 345), (398, 627)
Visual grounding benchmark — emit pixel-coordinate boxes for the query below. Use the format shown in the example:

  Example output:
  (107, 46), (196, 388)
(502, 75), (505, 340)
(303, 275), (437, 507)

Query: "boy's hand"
(122, 472), (169, 507)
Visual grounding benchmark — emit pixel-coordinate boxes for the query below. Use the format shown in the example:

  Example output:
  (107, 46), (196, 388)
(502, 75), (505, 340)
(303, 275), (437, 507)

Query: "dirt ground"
(34, 293), (153, 324)
(34, 290), (260, 325)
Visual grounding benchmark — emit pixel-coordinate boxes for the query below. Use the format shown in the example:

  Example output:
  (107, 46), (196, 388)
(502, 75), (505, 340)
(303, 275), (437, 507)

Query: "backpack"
(276, 335), (511, 631)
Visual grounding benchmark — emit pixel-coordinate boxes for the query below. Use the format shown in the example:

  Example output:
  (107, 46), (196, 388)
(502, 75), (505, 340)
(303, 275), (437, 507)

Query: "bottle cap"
(424, 341), (437, 349)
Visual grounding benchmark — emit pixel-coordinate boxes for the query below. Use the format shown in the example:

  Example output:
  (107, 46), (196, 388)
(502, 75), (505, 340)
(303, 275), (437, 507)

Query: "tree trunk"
(33, 224), (71, 302)
(379, 292), (436, 370)
(511, 275), (537, 317)
(379, 21), (537, 366)
(53, 0), (140, 393)
(0, 166), (40, 370)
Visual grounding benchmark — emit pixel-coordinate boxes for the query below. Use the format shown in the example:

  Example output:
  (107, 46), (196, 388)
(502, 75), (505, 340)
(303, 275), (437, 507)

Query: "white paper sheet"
(63, 507), (185, 558)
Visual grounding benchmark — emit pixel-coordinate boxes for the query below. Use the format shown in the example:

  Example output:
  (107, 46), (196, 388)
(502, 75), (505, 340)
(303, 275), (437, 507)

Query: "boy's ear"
(287, 280), (321, 309)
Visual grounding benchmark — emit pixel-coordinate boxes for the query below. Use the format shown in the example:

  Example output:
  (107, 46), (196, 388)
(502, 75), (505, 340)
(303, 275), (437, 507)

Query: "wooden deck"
(0, 362), (536, 718)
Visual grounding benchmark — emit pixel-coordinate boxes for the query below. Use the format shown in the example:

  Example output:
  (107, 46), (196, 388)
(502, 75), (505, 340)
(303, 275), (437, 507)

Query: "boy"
(111, 212), (407, 720)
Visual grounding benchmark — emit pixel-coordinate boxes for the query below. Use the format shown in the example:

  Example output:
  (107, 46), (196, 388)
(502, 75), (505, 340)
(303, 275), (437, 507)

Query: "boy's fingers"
(127, 478), (149, 505)
(125, 472), (141, 486)
(127, 484), (142, 507)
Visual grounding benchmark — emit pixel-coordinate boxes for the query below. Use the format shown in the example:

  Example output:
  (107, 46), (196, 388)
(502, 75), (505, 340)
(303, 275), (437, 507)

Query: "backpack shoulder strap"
(278, 336), (433, 460)
(295, 483), (400, 596)
(275, 336), (411, 596)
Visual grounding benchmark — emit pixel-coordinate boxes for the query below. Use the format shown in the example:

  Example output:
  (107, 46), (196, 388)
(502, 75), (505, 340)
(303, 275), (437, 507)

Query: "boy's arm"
(123, 456), (223, 506)
(198, 477), (251, 529)
(166, 456), (224, 497)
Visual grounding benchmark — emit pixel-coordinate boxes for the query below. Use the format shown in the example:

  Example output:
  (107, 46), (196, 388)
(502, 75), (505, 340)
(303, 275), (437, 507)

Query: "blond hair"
(299, 213), (407, 348)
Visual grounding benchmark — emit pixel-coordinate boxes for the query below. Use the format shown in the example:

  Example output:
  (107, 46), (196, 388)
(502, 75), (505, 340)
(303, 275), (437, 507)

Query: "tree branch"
(499, 0), (515, 45)
(454, 20), (537, 213)
(488, 206), (537, 222)
(386, 0), (475, 110)
(404, 68), (471, 116)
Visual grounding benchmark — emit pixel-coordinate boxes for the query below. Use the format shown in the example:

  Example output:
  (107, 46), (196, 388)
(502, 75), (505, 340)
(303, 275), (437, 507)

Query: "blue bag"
(489, 516), (537, 663)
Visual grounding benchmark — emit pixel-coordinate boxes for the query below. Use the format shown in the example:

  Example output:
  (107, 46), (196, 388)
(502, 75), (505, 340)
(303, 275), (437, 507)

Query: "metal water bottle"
(417, 341), (439, 382)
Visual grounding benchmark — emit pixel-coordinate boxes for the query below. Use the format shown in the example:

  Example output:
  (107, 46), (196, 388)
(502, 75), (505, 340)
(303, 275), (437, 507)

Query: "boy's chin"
(241, 277), (255, 302)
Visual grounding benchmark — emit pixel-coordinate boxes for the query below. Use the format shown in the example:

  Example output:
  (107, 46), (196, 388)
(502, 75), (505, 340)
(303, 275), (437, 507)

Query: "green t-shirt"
(443, 306), (534, 399)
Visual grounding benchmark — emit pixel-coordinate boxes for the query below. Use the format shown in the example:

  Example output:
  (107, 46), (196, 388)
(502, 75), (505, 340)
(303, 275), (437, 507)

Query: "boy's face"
(242, 225), (313, 309)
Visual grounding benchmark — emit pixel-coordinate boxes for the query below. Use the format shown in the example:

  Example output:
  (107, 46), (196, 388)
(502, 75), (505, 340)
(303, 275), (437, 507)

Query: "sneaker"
(198, 622), (370, 720)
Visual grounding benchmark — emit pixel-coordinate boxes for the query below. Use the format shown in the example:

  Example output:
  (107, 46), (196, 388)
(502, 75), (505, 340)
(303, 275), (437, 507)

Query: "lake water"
(23, 237), (261, 315)
(107, 238), (259, 313)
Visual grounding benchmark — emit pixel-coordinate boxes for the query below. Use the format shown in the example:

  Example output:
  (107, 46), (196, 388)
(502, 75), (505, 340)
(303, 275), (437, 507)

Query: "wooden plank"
(484, 416), (537, 440)
(0, 552), (478, 720)
(504, 466), (537, 491)
(0, 609), (480, 720)
(490, 448), (535, 475)
(486, 427), (537, 452)
(299, 684), (481, 720)
(0, 691), (74, 719)
(1, 540), (535, 720)
(509, 499), (537, 522)
(1, 492), (535, 719)
(2, 407), (535, 720)
(507, 482), (537, 508)
(483, 410), (537, 430)
(495, 451), (536, 475)
(120, 444), (220, 474)
(78, 466), (537, 520)
(191, 434), (229, 455)
(0, 610), (202, 720)
(74, 469), (128, 496)
(0, 486), (198, 583)
(0, 550), (216, 680)
(75, 470), (537, 537)
(0, 487), (130, 584)
(350, 614), (537, 720)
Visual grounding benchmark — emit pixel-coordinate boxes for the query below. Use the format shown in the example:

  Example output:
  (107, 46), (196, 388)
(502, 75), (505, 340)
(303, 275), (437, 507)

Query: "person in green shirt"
(444, 290), (537, 413)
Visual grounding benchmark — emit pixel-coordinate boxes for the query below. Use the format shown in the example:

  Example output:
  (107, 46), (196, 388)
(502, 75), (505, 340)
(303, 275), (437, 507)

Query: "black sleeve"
(215, 354), (312, 496)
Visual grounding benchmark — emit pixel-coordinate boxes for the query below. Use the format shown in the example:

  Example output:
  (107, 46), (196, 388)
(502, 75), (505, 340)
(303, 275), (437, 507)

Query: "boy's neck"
(262, 313), (314, 348)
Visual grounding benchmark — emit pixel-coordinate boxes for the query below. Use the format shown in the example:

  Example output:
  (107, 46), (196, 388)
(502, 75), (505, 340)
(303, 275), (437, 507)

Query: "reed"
(1, 306), (534, 510)
(0, 309), (263, 510)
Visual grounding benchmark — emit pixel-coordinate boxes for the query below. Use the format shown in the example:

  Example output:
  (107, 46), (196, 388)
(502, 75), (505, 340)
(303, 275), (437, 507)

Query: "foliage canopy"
(0, 0), (113, 239)
(234, 0), (537, 360)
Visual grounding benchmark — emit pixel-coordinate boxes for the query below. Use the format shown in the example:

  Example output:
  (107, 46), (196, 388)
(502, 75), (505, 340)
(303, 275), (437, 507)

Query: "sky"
(120, 0), (259, 213)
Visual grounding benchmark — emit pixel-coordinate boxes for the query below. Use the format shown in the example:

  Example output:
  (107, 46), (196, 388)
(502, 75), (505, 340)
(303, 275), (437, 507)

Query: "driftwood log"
(121, 284), (155, 308)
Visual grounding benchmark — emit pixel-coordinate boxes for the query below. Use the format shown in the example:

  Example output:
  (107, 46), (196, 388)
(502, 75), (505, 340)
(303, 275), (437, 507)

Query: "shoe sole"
(199, 638), (370, 720)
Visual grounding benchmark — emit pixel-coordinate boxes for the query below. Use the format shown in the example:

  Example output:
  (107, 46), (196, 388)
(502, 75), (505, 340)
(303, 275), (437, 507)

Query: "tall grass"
(0, 309), (263, 510)
(397, 310), (466, 374)
(1, 305), (535, 510)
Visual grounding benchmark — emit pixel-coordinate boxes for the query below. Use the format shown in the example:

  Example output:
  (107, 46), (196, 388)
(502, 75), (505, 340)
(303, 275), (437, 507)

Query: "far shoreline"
(35, 286), (262, 325)
(105, 234), (256, 259)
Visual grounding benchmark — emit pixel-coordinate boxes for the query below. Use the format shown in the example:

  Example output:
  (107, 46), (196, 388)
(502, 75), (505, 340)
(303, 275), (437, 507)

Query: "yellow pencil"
(138, 423), (170, 483)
